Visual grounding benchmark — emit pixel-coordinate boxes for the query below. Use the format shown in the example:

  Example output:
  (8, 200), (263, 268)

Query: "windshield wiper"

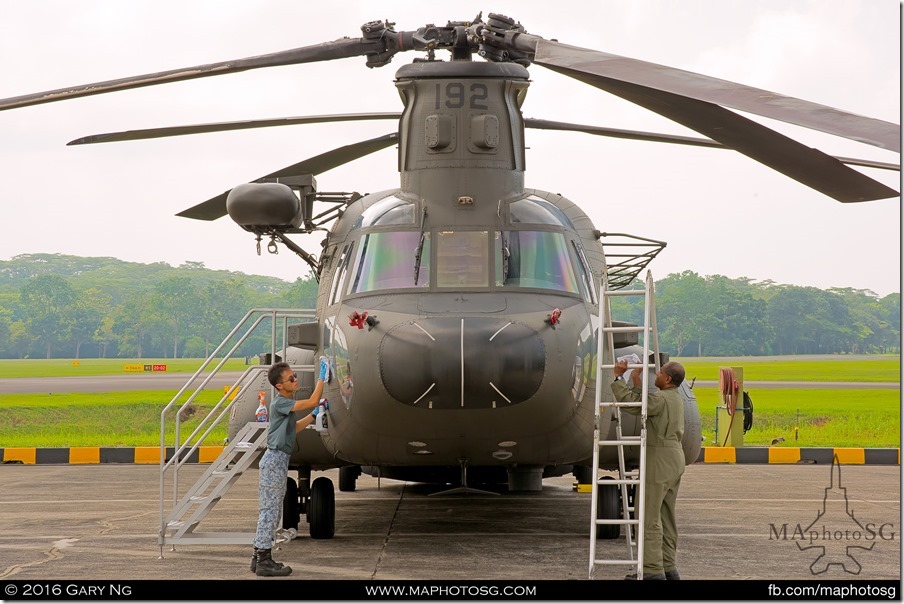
(414, 207), (428, 285)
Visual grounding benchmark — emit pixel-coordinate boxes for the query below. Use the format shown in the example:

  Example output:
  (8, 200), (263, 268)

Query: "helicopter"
(1, 8), (898, 542)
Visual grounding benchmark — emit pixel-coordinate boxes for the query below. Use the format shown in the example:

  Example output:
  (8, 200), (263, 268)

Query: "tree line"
(610, 271), (900, 356)
(0, 254), (898, 359)
(0, 254), (316, 359)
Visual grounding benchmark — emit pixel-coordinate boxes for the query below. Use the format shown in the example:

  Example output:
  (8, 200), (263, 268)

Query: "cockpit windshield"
(342, 194), (591, 297)
(347, 231), (430, 294)
(495, 230), (580, 293)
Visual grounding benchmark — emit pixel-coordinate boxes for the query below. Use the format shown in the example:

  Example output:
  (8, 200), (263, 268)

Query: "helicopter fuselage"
(302, 61), (606, 483)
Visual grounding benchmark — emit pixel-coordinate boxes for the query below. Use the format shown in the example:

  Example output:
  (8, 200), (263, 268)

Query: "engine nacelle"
(226, 182), (304, 231)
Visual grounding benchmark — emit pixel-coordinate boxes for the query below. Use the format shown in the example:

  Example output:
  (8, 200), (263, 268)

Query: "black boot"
(251, 547), (289, 572)
(665, 569), (681, 580)
(254, 548), (292, 577)
(625, 572), (666, 580)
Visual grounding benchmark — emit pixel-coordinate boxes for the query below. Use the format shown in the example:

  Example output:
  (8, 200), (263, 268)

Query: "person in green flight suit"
(611, 358), (686, 581)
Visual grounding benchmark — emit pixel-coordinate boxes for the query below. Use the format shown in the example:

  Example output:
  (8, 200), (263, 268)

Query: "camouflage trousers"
(253, 448), (290, 549)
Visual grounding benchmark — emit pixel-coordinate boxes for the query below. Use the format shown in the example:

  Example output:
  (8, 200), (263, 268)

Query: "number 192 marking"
(434, 83), (489, 110)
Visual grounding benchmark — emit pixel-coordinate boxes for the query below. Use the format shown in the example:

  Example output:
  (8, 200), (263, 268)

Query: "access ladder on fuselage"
(588, 270), (661, 579)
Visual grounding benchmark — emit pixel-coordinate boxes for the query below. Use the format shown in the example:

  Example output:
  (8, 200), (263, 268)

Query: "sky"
(0, 0), (900, 296)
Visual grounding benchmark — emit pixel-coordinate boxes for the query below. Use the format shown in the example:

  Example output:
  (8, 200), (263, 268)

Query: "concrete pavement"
(0, 463), (898, 582)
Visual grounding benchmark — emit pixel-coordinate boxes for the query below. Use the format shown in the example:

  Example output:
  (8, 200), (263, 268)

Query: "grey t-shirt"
(266, 393), (298, 454)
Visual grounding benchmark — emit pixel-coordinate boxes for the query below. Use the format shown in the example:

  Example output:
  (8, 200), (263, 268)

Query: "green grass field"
(0, 357), (899, 449)
(675, 356), (900, 382)
(0, 390), (229, 448)
(694, 388), (899, 448)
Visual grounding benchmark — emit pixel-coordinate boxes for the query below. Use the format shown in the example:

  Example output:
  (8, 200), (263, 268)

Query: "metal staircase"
(157, 308), (316, 555)
(588, 270), (661, 579)
(162, 421), (268, 546)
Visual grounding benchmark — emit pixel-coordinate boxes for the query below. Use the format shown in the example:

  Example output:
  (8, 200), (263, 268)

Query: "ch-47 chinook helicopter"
(2, 13), (899, 541)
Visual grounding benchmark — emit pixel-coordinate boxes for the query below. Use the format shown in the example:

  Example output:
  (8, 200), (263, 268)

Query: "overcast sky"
(0, 0), (899, 296)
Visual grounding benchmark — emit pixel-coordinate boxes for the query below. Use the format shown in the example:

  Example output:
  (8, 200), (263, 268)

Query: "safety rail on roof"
(157, 308), (316, 548)
(597, 232), (666, 290)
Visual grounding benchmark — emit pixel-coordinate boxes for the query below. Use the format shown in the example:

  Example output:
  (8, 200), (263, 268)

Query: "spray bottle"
(255, 391), (268, 422)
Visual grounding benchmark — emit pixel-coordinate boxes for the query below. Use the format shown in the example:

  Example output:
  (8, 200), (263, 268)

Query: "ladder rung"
(600, 401), (644, 408)
(601, 326), (647, 333)
(593, 559), (641, 565)
(595, 518), (640, 525)
(596, 478), (640, 485)
(599, 363), (651, 370)
(597, 440), (641, 447)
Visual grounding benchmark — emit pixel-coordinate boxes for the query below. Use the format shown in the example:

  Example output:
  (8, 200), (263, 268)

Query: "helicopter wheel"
(308, 476), (335, 539)
(282, 477), (300, 531)
(596, 476), (621, 540)
(339, 465), (360, 492)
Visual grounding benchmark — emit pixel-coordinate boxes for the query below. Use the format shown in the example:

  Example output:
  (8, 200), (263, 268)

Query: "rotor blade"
(523, 118), (900, 172)
(68, 113), (401, 145)
(0, 37), (371, 112)
(66, 108), (898, 175)
(524, 118), (722, 149)
(530, 53), (898, 201)
(176, 132), (398, 220)
(528, 39), (900, 153)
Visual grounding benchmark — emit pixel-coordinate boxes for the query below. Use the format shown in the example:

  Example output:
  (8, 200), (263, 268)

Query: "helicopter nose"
(379, 318), (545, 409)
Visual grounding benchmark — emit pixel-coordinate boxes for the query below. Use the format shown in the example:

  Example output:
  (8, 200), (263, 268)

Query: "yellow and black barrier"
(694, 446), (899, 465)
(0, 446), (898, 465)
(0, 446), (225, 465)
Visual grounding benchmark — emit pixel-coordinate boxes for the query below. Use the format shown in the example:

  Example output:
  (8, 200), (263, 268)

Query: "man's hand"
(630, 367), (643, 388)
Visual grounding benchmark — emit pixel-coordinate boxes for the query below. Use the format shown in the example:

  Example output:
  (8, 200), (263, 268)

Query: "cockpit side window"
(328, 243), (354, 306)
(509, 196), (575, 229)
(570, 241), (597, 304)
(354, 196), (416, 228)
(347, 231), (430, 294)
(494, 230), (580, 294)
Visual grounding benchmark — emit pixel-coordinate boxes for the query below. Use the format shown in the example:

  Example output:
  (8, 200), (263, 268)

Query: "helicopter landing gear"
(307, 477), (335, 539)
(282, 477), (300, 531)
(430, 458), (499, 496)
(507, 465), (543, 492)
(339, 465), (361, 492)
(596, 476), (622, 539)
(572, 465), (594, 485)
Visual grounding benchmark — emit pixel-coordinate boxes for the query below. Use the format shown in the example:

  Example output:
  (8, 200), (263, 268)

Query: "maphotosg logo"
(768, 455), (896, 575)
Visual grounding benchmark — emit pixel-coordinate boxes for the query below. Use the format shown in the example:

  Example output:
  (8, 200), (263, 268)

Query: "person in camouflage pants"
(251, 360), (327, 576)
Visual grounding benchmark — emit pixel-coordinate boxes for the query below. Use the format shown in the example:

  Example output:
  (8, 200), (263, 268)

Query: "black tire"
(282, 477), (300, 531)
(572, 465), (594, 485)
(308, 477), (335, 539)
(596, 477), (621, 539)
(339, 466), (359, 492)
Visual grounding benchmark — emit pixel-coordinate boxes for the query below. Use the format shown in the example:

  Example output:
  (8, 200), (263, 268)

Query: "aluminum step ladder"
(588, 270), (661, 579)
(160, 421), (268, 550)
